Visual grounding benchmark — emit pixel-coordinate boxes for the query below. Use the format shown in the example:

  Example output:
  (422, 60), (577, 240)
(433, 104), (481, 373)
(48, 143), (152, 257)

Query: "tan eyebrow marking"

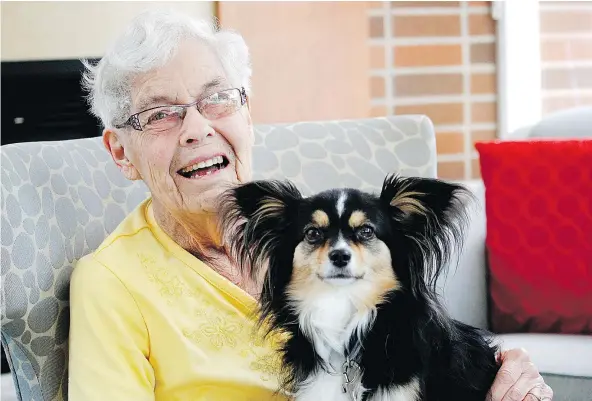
(311, 210), (329, 228)
(348, 210), (367, 228)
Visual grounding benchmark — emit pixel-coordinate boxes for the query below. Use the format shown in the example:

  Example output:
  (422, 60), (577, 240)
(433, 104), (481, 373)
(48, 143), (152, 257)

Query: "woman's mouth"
(177, 155), (230, 179)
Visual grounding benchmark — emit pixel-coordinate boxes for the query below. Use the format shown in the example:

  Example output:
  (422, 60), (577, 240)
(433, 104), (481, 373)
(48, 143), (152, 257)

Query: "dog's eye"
(357, 225), (375, 240)
(304, 227), (323, 243)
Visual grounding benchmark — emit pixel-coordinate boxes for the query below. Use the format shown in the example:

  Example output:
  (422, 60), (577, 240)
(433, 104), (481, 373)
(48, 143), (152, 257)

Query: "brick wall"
(539, 1), (592, 116)
(368, 1), (496, 180)
(218, 2), (371, 124)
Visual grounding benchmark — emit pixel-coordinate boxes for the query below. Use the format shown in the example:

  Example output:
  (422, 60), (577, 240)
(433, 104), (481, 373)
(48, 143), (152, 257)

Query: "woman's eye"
(150, 111), (168, 121)
(147, 110), (175, 124)
(357, 225), (375, 240)
(304, 227), (323, 243)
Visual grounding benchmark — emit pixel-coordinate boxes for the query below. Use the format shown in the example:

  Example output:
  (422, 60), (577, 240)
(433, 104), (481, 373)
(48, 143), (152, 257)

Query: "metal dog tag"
(341, 358), (362, 400)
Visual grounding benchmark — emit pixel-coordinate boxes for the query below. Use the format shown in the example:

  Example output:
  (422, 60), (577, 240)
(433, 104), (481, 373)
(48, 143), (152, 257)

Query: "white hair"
(82, 8), (252, 128)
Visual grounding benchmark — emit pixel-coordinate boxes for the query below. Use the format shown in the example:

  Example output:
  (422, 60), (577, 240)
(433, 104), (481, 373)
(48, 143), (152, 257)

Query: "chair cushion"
(476, 139), (592, 335)
(251, 116), (437, 194)
(1, 115), (437, 401)
(496, 333), (592, 377)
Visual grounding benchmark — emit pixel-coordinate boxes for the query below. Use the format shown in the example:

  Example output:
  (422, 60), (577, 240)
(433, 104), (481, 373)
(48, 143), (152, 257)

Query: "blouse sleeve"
(68, 255), (155, 401)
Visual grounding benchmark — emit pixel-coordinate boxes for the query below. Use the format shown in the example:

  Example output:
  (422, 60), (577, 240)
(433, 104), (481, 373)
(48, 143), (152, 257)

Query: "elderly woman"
(68, 8), (553, 401)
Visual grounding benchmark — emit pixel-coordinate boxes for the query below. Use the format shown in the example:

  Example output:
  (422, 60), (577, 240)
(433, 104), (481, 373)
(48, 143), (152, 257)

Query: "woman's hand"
(487, 348), (554, 401)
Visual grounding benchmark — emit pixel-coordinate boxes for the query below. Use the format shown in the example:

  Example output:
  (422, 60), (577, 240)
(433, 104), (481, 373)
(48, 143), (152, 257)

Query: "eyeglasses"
(116, 87), (247, 132)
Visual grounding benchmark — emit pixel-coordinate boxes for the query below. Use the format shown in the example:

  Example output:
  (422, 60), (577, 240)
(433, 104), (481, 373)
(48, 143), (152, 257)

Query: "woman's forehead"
(133, 77), (228, 111)
(131, 39), (229, 110)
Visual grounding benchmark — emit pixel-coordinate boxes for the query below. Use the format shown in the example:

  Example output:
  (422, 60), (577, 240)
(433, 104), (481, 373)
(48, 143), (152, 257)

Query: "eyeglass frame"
(115, 87), (248, 132)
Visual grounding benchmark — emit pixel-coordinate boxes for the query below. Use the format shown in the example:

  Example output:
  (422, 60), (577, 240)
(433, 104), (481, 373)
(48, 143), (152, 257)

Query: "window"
(496, 0), (592, 138)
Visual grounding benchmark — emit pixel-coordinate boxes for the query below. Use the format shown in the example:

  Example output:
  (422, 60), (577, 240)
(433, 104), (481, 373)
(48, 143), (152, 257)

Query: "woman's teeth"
(180, 155), (224, 174)
(178, 155), (228, 178)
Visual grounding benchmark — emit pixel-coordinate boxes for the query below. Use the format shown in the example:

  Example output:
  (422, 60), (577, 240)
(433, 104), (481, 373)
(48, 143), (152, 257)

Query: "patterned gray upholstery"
(0, 115), (436, 401)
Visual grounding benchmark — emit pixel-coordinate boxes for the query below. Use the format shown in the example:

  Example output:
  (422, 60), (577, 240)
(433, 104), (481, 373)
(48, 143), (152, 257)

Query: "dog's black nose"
(329, 249), (351, 268)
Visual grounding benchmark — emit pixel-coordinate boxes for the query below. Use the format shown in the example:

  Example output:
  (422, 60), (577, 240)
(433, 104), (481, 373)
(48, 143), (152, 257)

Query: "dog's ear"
(380, 174), (472, 293)
(219, 180), (302, 280)
(227, 180), (301, 220)
(380, 174), (468, 223)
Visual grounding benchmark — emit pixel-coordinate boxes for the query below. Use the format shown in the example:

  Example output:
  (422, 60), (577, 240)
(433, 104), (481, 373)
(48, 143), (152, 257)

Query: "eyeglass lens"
(137, 88), (243, 130)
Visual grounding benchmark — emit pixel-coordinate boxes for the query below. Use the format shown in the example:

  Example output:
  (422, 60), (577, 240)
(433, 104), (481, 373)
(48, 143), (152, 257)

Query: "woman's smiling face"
(106, 38), (254, 217)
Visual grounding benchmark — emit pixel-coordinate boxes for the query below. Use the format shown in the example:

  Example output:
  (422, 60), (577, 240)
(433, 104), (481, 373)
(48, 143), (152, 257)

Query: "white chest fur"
(368, 379), (421, 401)
(295, 369), (358, 401)
(295, 287), (372, 361)
(295, 371), (421, 401)
(291, 289), (420, 401)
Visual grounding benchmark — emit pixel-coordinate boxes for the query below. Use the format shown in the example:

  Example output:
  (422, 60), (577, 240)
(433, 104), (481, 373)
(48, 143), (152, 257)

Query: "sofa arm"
(438, 180), (489, 330)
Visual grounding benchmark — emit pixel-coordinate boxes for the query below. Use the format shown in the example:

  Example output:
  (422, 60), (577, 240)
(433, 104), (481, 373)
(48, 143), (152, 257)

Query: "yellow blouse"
(68, 198), (289, 401)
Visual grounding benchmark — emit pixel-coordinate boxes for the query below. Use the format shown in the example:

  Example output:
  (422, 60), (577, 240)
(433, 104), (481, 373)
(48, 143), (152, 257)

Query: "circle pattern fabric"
(1, 115), (436, 401)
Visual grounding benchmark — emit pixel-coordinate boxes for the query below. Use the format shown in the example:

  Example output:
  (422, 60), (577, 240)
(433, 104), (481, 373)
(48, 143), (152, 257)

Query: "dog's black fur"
(220, 174), (500, 401)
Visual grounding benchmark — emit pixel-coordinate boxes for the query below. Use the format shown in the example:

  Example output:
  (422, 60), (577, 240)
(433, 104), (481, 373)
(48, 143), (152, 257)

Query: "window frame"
(494, 0), (542, 139)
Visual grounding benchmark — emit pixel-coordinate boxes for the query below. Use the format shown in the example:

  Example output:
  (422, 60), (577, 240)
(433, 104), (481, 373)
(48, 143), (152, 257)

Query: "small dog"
(220, 174), (500, 401)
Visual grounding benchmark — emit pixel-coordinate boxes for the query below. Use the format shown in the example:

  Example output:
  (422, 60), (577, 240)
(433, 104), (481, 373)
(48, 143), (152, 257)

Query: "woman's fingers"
(524, 382), (554, 401)
(488, 349), (532, 401)
(500, 362), (544, 401)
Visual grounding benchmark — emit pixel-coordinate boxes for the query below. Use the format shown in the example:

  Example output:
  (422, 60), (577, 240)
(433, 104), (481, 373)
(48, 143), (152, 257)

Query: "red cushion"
(475, 139), (592, 334)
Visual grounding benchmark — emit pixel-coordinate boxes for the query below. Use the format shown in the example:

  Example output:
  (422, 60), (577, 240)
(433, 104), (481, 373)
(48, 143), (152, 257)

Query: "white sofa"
(442, 179), (592, 399)
(442, 107), (592, 400)
(508, 106), (592, 140)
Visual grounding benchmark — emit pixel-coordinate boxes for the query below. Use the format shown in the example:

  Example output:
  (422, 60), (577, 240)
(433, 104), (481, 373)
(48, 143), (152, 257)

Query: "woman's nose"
(178, 108), (214, 146)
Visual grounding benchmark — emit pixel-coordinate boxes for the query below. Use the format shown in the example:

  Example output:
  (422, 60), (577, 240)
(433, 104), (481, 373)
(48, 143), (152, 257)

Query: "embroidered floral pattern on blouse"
(238, 331), (285, 382)
(200, 315), (243, 349)
(141, 249), (285, 383)
(138, 253), (200, 303)
(182, 328), (202, 344)
(250, 351), (283, 382)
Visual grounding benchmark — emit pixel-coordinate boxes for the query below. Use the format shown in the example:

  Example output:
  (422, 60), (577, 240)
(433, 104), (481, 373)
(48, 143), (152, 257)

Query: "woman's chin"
(171, 166), (242, 214)
(186, 185), (232, 213)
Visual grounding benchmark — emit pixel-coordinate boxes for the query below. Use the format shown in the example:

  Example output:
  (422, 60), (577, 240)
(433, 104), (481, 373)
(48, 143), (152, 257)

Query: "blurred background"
(2, 1), (591, 180)
(1, 1), (591, 398)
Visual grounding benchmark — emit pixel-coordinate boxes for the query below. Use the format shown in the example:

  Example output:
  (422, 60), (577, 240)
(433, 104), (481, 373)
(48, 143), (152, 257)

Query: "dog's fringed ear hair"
(219, 179), (302, 281)
(380, 174), (472, 294)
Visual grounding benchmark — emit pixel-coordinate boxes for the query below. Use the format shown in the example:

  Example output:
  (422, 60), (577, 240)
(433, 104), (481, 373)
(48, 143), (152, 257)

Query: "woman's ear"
(102, 128), (141, 181)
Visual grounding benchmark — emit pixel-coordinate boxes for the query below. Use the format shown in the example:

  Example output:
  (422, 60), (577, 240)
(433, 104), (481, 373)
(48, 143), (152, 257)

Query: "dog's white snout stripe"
(336, 191), (347, 217)
(331, 238), (351, 253)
